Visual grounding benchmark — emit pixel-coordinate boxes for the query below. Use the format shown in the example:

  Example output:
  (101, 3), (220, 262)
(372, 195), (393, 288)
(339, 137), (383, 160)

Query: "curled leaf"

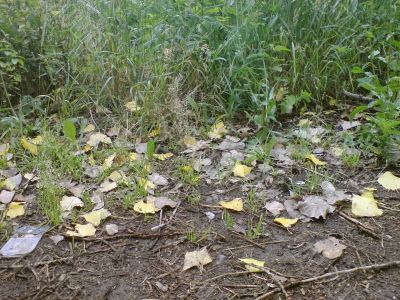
(133, 197), (159, 214)
(305, 154), (326, 166)
(239, 258), (265, 272)
(182, 247), (212, 271)
(351, 190), (383, 217)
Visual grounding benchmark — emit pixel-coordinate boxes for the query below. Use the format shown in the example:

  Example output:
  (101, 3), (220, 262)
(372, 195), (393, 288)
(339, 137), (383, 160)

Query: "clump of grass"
(342, 152), (361, 169)
(38, 174), (63, 226)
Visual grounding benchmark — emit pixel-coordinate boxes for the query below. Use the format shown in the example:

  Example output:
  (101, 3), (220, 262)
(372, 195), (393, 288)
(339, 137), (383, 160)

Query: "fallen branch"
(343, 90), (374, 102)
(338, 211), (379, 239)
(255, 260), (400, 299)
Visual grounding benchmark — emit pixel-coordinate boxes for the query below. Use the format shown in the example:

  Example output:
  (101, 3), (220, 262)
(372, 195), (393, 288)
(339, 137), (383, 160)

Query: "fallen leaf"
(133, 197), (159, 214)
(90, 191), (104, 210)
(106, 126), (121, 137)
(351, 190), (383, 217)
(66, 223), (96, 237)
(82, 208), (111, 226)
(137, 178), (155, 191)
(233, 162), (252, 177)
(298, 196), (334, 219)
(182, 247), (213, 271)
(106, 224), (119, 235)
(264, 201), (285, 216)
(69, 184), (85, 198)
(314, 237), (346, 259)
(99, 180), (118, 193)
(219, 198), (243, 211)
(30, 135), (42, 145)
(208, 121), (228, 139)
(305, 154), (326, 166)
(0, 143), (9, 156)
(126, 100), (141, 112)
(3, 174), (22, 190)
(129, 152), (139, 161)
(0, 190), (15, 204)
(150, 173), (168, 186)
(340, 120), (361, 131)
(154, 197), (177, 209)
(87, 132), (112, 147)
(154, 153), (174, 161)
(103, 153), (116, 170)
(20, 137), (38, 155)
(107, 171), (127, 184)
(274, 217), (298, 228)
(217, 138), (245, 151)
(377, 171), (400, 191)
(320, 181), (350, 205)
(84, 165), (102, 178)
(6, 202), (25, 218)
(83, 124), (95, 133)
(61, 196), (84, 213)
(239, 258), (265, 272)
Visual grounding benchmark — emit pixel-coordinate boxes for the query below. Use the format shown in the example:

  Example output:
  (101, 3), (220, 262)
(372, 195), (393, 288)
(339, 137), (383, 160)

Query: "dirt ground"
(1, 121), (400, 300)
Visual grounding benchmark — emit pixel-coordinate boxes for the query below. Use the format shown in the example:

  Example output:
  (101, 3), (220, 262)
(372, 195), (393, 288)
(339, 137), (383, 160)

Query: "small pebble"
(205, 212), (215, 220)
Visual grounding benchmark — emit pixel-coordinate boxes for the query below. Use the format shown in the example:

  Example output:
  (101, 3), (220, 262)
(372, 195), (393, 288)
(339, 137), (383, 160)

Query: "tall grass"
(1, 0), (399, 129)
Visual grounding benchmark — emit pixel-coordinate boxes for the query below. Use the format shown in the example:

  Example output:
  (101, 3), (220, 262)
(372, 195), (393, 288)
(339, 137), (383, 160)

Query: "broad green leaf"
(63, 119), (76, 142)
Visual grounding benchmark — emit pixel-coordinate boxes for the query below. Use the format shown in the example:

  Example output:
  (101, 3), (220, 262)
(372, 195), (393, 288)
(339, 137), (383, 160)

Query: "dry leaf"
(239, 258), (265, 272)
(219, 198), (243, 211)
(150, 173), (168, 186)
(274, 217), (298, 228)
(182, 247), (212, 271)
(83, 124), (95, 133)
(20, 137), (38, 155)
(66, 223), (96, 237)
(90, 191), (104, 210)
(208, 121), (228, 139)
(103, 153), (116, 170)
(31, 135), (43, 145)
(305, 154), (326, 166)
(298, 196), (334, 219)
(314, 237), (346, 259)
(99, 180), (118, 193)
(82, 208), (111, 226)
(183, 135), (196, 147)
(0, 190), (15, 204)
(264, 201), (285, 216)
(108, 171), (127, 184)
(6, 202), (25, 218)
(137, 178), (155, 191)
(87, 132), (112, 147)
(61, 196), (84, 212)
(233, 162), (252, 177)
(377, 171), (400, 190)
(351, 190), (383, 217)
(149, 127), (161, 137)
(154, 153), (174, 161)
(106, 224), (119, 235)
(133, 197), (159, 214)
(154, 197), (177, 209)
(130, 152), (139, 161)
(3, 174), (22, 190)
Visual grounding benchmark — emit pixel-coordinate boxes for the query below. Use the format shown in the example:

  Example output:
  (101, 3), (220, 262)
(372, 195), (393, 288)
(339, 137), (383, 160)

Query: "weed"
(186, 193), (201, 205)
(305, 171), (323, 194)
(247, 187), (260, 213)
(247, 214), (264, 240)
(342, 152), (361, 169)
(38, 175), (63, 226)
(178, 165), (199, 187)
(223, 209), (234, 231)
(0, 212), (11, 241)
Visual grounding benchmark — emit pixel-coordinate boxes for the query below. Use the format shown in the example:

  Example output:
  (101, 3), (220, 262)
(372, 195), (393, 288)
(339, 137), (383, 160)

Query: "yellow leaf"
(183, 135), (196, 147)
(208, 121), (228, 139)
(82, 208), (111, 226)
(133, 197), (159, 214)
(125, 100), (141, 112)
(130, 152), (138, 161)
(0, 143), (9, 156)
(66, 223), (96, 237)
(31, 135), (43, 145)
(219, 198), (243, 211)
(148, 127), (160, 137)
(87, 132), (111, 147)
(103, 153), (116, 170)
(138, 178), (155, 191)
(108, 171), (127, 184)
(20, 137), (38, 155)
(377, 171), (400, 190)
(154, 153), (174, 161)
(6, 202), (25, 218)
(83, 124), (95, 133)
(274, 217), (298, 228)
(298, 119), (312, 127)
(239, 258), (265, 272)
(351, 191), (383, 217)
(233, 162), (252, 177)
(305, 154), (326, 166)
(83, 144), (92, 152)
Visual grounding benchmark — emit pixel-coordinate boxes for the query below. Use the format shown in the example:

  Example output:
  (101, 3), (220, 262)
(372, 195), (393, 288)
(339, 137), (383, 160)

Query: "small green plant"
(185, 230), (200, 243)
(342, 152), (361, 169)
(178, 165), (199, 186)
(38, 176), (63, 226)
(186, 193), (201, 205)
(223, 209), (234, 230)
(305, 171), (323, 193)
(247, 214), (264, 240)
(63, 119), (76, 143)
(0, 212), (12, 241)
(247, 187), (259, 213)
